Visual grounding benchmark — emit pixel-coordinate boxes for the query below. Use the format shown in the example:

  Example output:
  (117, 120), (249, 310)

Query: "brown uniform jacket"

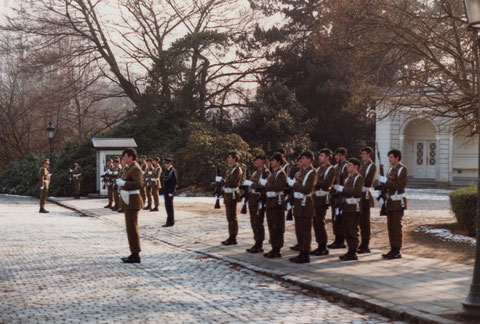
(249, 167), (271, 205)
(334, 161), (349, 186)
(144, 165), (153, 186)
(38, 167), (50, 190)
(314, 163), (336, 207)
(360, 160), (377, 208)
(151, 165), (162, 189)
(222, 163), (243, 202)
(120, 161), (144, 210)
(265, 167), (287, 209)
(386, 163), (408, 212)
(72, 166), (82, 183)
(342, 172), (364, 213)
(292, 165), (317, 209)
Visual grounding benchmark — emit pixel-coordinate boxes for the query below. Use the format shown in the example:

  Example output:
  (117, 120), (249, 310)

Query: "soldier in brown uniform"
(139, 155), (148, 203)
(263, 153), (287, 258)
(104, 159), (114, 208)
(289, 151), (317, 264)
(328, 147), (348, 249)
(216, 152), (243, 245)
(116, 148), (145, 264)
(38, 159), (51, 213)
(335, 158), (364, 261)
(312, 149), (336, 256)
(378, 149), (408, 260)
(117, 162), (128, 213)
(275, 149), (295, 221)
(243, 154), (271, 253)
(71, 162), (82, 199)
(358, 147), (377, 254)
(150, 157), (162, 212)
(143, 158), (153, 211)
(111, 158), (122, 211)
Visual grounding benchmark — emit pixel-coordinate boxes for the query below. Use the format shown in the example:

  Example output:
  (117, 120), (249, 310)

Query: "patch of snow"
(415, 225), (476, 246)
(0, 194), (31, 198)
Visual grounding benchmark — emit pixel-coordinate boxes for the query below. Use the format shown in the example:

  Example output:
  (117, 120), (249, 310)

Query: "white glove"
(287, 178), (295, 187)
(259, 178), (267, 186)
(243, 180), (253, 186)
(107, 170), (112, 174)
(168, 193), (173, 197)
(69, 169), (73, 172)
(334, 185), (344, 192)
(141, 171), (145, 175)
(116, 179), (126, 186)
(215, 176), (223, 182)
(378, 176), (387, 184)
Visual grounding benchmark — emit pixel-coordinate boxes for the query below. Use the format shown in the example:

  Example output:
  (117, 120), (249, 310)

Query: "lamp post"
(463, 0), (480, 316)
(46, 122), (55, 169)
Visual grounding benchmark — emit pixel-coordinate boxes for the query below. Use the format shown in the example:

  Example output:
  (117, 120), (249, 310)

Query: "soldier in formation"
(38, 159), (51, 213)
(71, 162), (82, 199)
(143, 158), (153, 211)
(150, 157), (162, 212)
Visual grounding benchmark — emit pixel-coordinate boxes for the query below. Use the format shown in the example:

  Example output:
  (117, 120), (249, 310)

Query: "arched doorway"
(402, 119), (438, 179)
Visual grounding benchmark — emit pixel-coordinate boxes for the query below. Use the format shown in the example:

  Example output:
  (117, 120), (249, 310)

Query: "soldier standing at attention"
(104, 159), (114, 208)
(162, 157), (177, 227)
(359, 147), (377, 254)
(243, 154), (271, 253)
(115, 148), (144, 264)
(111, 158), (122, 211)
(38, 159), (51, 213)
(335, 158), (364, 261)
(72, 162), (82, 199)
(288, 151), (317, 264)
(378, 149), (408, 260)
(143, 158), (153, 211)
(117, 161), (128, 213)
(263, 153), (287, 258)
(215, 152), (243, 246)
(276, 148), (295, 221)
(150, 157), (162, 212)
(139, 155), (148, 204)
(328, 147), (348, 249)
(311, 149), (336, 256)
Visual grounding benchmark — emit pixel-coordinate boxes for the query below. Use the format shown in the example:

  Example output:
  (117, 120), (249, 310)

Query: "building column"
(449, 133), (454, 183)
(436, 133), (450, 186)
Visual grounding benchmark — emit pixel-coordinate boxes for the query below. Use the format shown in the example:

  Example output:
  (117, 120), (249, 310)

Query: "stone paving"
(0, 196), (398, 323)
(49, 195), (470, 324)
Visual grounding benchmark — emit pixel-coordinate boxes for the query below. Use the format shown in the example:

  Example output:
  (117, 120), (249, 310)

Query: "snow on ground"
(415, 225), (476, 246)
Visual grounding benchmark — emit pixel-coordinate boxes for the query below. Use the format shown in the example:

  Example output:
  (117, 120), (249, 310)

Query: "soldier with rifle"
(111, 157), (122, 211)
(289, 156), (303, 251)
(263, 153), (287, 258)
(242, 154), (271, 254)
(276, 149), (295, 221)
(143, 158), (153, 211)
(375, 143), (388, 216)
(38, 159), (51, 213)
(150, 157), (162, 212)
(215, 152), (243, 246)
(71, 162), (82, 199)
(139, 155), (148, 204)
(239, 161), (250, 215)
(359, 147), (377, 254)
(104, 159), (114, 208)
(311, 149), (336, 256)
(328, 147), (348, 249)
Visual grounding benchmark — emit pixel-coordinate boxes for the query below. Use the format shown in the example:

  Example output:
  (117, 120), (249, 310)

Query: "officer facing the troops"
(139, 155), (148, 204)
(312, 149), (336, 256)
(115, 148), (144, 264)
(150, 157), (162, 212)
(335, 158), (364, 261)
(378, 149), (408, 260)
(215, 152), (243, 246)
(242, 154), (271, 253)
(288, 151), (317, 264)
(263, 153), (287, 258)
(359, 147), (377, 254)
(38, 159), (51, 213)
(143, 158), (153, 211)
(162, 157), (177, 227)
(71, 162), (82, 199)
(329, 147), (348, 249)
(104, 159), (114, 208)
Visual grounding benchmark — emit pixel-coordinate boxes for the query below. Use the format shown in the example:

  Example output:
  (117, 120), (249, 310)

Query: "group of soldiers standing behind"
(214, 147), (408, 263)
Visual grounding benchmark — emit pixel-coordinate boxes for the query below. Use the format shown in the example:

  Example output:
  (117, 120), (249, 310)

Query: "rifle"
(375, 143), (388, 216)
(258, 167), (268, 215)
(331, 162), (345, 226)
(284, 163), (295, 220)
(211, 144), (222, 209)
(68, 168), (73, 183)
(239, 163), (250, 214)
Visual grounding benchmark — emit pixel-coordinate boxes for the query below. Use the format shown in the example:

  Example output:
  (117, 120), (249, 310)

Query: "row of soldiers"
(214, 147), (407, 263)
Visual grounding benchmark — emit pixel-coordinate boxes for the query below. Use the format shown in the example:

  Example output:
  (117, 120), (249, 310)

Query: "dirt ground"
(175, 198), (476, 266)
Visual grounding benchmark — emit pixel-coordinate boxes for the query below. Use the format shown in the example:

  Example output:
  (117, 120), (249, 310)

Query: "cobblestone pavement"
(0, 196), (399, 323)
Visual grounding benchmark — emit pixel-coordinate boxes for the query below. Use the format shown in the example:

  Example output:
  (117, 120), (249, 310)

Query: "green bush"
(449, 185), (477, 236)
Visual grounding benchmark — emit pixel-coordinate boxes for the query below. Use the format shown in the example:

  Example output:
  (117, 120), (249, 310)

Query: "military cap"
(153, 157), (160, 162)
(164, 157), (173, 163)
(348, 158), (361, 167)
(113, 157), (120, 162)
(335, 147), (348, 155)
(147, 158), (153, 162)
(42, 158), (50, 164)
(141, 155), (147, 159)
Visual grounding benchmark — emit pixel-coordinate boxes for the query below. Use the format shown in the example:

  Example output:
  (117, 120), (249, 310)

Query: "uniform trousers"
(124, 209), (141, 253)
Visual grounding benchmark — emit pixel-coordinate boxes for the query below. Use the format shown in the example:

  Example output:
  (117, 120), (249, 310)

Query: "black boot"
(357, 240), (371, 254)
(327, 237), (346, 249)
(290, 252), (310, 264)
(143, 204), (151, 211)
(221, 236), (237, 246)
(39, 208), (49, 214)
(117, 209), (124, 213)
(246, 243), (264, 253)
(122, 253), (141, 264)
(339, 249), (358, 261)
(311, 244), (329, 256)
(104, 203), (112, 208)
(111, 205), (118, 211)
(289, 244), (299, 251)
(386, 247), (402, 259)
(151, 206), (159, 212)
(264, 247), (282, 258)
(382, 248), (394, 259)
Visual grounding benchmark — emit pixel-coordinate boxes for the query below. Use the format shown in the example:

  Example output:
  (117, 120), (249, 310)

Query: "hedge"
(449, 185), (477, 236)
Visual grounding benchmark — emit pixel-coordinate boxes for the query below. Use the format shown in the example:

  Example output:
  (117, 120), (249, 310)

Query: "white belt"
(266, 191), (283, 205)
(346, 197), (361, 212)
(251, 189), (260, 195)
(73, 174), (81, 178)
(120, 190), (140, 205)
(315, 190), (328, 197)
(294, 192), (312, 206)
(362, 187), (371, 193)
(363, 186), (371, 199)
(389, 193), (406, 201)
(224, 187), (238, 193)
(151, 179), (159, 182)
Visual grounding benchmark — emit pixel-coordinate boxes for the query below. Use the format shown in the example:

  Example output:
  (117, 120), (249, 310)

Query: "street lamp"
(463, 0), (480, 317)
(46, 122), (55, 169)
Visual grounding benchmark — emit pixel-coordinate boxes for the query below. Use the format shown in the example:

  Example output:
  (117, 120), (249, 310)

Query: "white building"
(375, 106), (478, 187)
